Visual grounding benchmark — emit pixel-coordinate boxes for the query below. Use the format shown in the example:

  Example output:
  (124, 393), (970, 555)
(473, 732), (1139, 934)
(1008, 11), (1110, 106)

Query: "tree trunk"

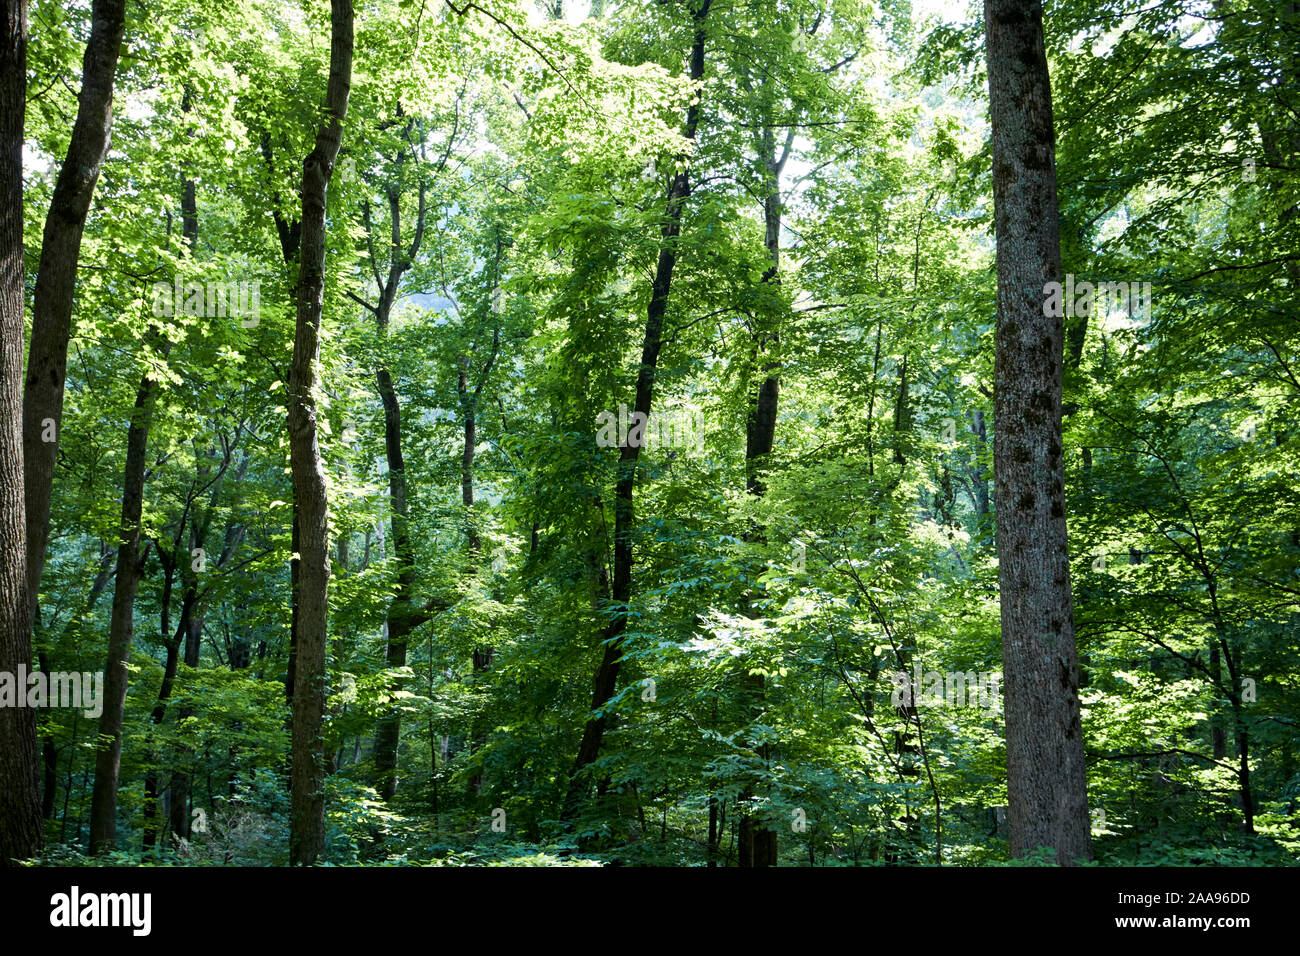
(21, 0), (126, 617)
(167, 608), (202, 842)
(288, 0), (352, 866)
(141, 588), (193, 849)
(371, 373), (411, 802)
(365, 147), (433, 800)
(984, 0), (1091, 864)
(737, 110), (790, 869)
(562, 0), (712, 821)
(0, 0), (40, 868)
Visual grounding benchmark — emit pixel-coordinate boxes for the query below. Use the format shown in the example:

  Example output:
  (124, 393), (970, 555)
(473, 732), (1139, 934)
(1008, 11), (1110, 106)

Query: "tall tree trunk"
(141, 555), (177, 851)
(260, 126), (304, 714)
(141, 585), (195, 849)
(361, 133), (433, 801)
(89, 363), (164, 854)
(0, 0), (40, 868)
(984, 0), (1091, 864)
(288, 0), (352, 866)
(21, 0), (126, 616)
(562, 0), (712, 821)
(372, 361), (415, 800)
(167, 606), (202, 841)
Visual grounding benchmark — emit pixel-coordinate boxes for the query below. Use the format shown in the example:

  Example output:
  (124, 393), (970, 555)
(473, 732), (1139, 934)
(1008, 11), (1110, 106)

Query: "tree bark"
(141, 585), (195, 849)
(21, 0), (126, 617)
(89, 366), (163, 854)
(562, 0), (711, 821)
(984, 0), (1091, 864)
(288, 0), (352, 866)
(167, 604), (202, 841)
(371, 361), (416, 800)
(360, 126), (434, 801)
(0, 0), (40, 868)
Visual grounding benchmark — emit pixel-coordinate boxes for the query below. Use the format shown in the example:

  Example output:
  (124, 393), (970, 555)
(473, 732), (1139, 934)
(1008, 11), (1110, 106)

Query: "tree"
(288, 0), (353, 867)
(350, 109), (455, 801)
(0, 0), (39, 868)
(983, 0), (1091, 864)
(3, 0), (1296, 872)
(21, 0), (126, 616)
(562, 0), (713, 823)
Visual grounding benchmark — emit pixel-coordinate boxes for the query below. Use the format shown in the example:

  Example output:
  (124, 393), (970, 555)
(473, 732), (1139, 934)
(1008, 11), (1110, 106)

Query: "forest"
(0, 0), (1296, 870)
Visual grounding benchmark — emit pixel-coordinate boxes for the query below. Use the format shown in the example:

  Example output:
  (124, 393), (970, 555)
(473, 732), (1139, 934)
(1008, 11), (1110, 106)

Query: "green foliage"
(20, 0), (1298, 867)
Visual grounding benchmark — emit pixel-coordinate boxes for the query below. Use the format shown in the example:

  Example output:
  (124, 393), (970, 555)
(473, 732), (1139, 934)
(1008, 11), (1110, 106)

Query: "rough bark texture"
(21, 0), (125, 615)
(288, 0), (352, 866)
(0, 0), (40, 868)
(984, 0), (1091, 864)
(562, 0), (711, 821)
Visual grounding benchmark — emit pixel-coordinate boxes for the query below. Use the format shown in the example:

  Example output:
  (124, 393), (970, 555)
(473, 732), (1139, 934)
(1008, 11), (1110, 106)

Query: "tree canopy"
(0, 0), (1296, 870)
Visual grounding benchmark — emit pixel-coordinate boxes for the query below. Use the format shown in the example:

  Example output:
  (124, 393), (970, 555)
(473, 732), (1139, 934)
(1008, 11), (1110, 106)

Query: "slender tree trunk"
(0, 0), (40, 868)
(141, 556), (177, 851)
(167, 607), (202, 841)
(372, 360), (416, 800)
(563, 0), (712, 821)
(21, 0), (126, 616)
(984, 0), (1091, 864)
(288, 0), (352, 866)
(264, 135), (304, 714)
(141, 589), (193, 849)
(362, 130), (433, 802)
(366, 158), (431, 801)
(89, 368), (162, 854)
